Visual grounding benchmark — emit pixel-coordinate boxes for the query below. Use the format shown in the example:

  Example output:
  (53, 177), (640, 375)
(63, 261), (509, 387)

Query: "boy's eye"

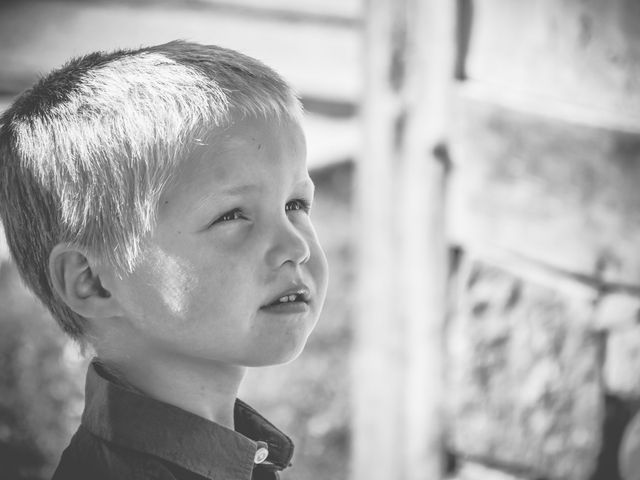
(285, 199), (311, 214)
(213, 208), (244, 225)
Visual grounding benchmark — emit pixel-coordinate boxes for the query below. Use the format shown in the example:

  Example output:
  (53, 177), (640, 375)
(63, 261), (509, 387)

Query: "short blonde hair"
(0, 40), (302, 339)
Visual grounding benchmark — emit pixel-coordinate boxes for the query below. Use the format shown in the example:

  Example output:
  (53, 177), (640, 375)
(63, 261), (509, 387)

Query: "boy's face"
(104, 115), (328, 367)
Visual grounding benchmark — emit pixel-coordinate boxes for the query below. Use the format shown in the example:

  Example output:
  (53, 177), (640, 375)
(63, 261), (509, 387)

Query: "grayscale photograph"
(0, 1), (638, 480)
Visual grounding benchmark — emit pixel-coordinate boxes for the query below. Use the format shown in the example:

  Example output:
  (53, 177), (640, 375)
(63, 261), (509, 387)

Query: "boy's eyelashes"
(285, 198), (311, 214)
(216, 208), (245, 223)
(207, 198), (312, 228)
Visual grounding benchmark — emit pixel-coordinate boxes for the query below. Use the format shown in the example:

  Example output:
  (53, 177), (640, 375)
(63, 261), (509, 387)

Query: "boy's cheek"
(117, 245), (199, 320)
(311, 243), (330, 303)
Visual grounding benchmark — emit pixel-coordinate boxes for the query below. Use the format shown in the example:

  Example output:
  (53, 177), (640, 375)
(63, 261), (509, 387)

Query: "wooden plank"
(302, 113), (358, 169)
(65, 0), (363, 20)
(447, 91), (640, 286)
(198, 0), (363, 21)
(0, 1), (361, 102)
(466, 0), (640, 120)
(0, 222), (9, 264)
(460, 81), (640, 135)
(353, 0), (453, 478)
(0, 97), (11, 114)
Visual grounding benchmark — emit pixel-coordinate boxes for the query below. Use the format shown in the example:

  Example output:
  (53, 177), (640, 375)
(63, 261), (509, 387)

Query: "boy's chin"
(244, 340), (311, 367)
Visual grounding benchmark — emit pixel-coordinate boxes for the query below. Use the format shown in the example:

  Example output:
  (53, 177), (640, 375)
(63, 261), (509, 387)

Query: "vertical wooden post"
(353, 1), (454, 479)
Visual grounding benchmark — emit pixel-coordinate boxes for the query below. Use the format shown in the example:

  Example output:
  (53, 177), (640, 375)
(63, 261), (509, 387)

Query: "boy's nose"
(265, 220), (311, 268)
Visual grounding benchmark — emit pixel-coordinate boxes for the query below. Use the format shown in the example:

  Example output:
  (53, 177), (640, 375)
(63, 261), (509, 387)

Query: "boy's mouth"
(263, 287), (311, 308)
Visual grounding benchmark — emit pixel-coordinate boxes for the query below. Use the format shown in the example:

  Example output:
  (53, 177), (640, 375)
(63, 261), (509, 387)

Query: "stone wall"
(446, 1), (640, 479)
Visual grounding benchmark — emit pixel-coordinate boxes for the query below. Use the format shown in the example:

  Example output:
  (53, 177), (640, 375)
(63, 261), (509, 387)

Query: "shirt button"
(254, 444), (269, 464)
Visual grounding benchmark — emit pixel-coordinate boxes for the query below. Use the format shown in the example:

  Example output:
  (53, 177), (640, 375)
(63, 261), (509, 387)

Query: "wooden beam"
(352, 0), (454, 479)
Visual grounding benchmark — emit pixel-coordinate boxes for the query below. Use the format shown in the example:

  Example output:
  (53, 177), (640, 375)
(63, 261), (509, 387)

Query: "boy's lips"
(262, 285), (311, 309)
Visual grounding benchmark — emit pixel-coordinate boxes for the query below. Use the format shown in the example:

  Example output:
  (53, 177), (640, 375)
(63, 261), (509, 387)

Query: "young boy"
(0, 41), (328, 479)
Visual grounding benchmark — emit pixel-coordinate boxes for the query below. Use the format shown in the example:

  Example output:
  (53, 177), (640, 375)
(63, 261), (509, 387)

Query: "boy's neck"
(96, 346), (246, 430)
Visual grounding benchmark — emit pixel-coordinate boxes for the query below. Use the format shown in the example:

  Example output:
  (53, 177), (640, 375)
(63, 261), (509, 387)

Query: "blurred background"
(1, 1), (640, 479)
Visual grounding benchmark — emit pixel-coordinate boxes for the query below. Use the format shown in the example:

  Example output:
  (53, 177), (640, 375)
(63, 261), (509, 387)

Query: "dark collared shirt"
(52, 362), (294, 480)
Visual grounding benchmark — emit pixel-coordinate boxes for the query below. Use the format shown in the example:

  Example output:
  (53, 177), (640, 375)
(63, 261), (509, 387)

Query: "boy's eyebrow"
(214, 184), (261, 197)
(189, 185), (259, 215)
(213, 177), (314, 198)
(190, 177), (314, 214)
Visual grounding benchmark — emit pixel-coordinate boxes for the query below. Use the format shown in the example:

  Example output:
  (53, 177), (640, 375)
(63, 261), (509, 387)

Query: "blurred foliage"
(0, 162), (353, 479)
(0, 260), (86, 479)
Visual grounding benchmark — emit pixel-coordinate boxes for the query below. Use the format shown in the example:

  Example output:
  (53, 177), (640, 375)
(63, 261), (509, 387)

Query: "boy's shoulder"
(52, 425), (179, 480)
(50, 361), (294, 480)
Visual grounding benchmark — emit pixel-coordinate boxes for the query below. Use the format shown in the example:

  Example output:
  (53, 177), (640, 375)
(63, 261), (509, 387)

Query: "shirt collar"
(81, 361), (294, 479)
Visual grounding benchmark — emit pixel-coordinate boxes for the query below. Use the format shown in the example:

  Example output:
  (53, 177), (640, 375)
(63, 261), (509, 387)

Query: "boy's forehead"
(217, 115), (304, 144)
(162, 116), (309, 200)
(198, 115), (305, 161)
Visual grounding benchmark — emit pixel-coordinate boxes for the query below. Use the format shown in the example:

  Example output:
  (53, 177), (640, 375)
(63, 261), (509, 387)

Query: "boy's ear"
(49, 244), (123, 319)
